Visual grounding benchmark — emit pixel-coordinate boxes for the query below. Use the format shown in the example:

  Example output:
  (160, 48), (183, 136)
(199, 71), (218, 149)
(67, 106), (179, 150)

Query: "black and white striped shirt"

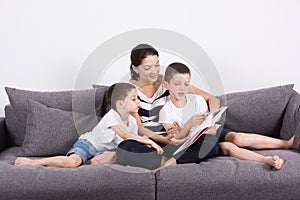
(136, 84), (169, 133)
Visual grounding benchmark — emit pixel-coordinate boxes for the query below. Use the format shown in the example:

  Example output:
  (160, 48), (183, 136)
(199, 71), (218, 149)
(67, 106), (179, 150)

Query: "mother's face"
(132, 55), (160, 83)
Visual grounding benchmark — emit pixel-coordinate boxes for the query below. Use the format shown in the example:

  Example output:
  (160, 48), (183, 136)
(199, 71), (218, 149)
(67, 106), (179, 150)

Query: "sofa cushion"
(5, 86), (109, 146)
(19, 101), (99, 157)
(4, 105), (25, 147)
(92, 84), (111, 114)
(0, 148), (155, 200)
(156, 149), (300, 200)
(280, 91), (300, 149)
(219, 84), (294, 137)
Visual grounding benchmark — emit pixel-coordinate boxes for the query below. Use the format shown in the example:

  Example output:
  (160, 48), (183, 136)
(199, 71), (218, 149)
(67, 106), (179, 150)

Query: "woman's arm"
(189, 84), (220, 112)
(110, 125), (163, 155)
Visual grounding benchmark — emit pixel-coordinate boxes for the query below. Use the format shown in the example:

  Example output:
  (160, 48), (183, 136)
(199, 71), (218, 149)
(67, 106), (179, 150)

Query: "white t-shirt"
(79, 109), (138, 152)
(159, 94), (208, 129)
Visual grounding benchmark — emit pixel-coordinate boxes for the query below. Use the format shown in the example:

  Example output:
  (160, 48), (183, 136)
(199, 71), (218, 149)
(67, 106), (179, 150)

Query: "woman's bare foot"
(14, 157), (36, 166)
(265, 156), (284, 170)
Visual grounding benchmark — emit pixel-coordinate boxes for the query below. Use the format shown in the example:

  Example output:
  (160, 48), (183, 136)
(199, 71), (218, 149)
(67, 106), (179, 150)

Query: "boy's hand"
(170, 136), (189, 146)
(150, 134), (174, 144)
(166, 122), (179, 136)
(146, 140), (164, 155)
(188, 113), (207, 127)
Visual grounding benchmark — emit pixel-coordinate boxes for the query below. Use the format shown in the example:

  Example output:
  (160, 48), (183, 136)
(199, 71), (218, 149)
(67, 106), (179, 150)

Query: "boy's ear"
(164, 81), (169, 90)
(116, 100), (124, 109)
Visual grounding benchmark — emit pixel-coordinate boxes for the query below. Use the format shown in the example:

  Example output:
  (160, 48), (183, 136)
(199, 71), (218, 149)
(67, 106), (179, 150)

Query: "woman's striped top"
(136, 83), (169, 134)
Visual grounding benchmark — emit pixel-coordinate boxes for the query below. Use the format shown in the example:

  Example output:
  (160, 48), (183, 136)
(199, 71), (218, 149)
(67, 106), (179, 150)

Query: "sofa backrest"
(218, 84), (295, 137)
(4, 84), (297, 147)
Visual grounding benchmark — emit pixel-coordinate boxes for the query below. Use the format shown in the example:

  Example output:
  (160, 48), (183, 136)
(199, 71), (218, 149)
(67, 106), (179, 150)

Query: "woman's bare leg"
(219, 142), (284, 170)
(14, 154), (82, 168)
(225, 132), (294, 149)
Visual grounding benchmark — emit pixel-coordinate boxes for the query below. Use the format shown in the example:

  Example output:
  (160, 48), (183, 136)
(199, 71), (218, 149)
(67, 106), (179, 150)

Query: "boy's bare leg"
(86, 151), (117, 165)
(14, 154), (82, 168)
(219, 142), (284, 170)
(225, 132), (294, 149)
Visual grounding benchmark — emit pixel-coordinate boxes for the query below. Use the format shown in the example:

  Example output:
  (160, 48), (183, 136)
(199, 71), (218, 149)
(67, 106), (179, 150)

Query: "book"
(172, 106), (228, 156)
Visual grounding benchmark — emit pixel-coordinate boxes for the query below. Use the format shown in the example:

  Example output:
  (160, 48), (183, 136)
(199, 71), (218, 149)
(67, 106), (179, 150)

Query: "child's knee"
(219, 142), (235, 155)
(226, 132), (248, 146)
(64, 155), (82, 168)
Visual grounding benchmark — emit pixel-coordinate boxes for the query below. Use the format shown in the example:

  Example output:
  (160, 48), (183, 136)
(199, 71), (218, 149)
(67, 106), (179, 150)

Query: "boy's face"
(123, 89), (140, 113)
(164, 73), (191, 101)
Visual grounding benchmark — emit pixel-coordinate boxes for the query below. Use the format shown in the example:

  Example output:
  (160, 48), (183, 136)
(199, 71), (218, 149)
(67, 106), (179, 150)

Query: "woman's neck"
(131, 79), (160, 98)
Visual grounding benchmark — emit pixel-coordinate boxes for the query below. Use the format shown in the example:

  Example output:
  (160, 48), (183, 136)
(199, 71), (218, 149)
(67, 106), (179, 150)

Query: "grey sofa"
(0, 84), (300, 200)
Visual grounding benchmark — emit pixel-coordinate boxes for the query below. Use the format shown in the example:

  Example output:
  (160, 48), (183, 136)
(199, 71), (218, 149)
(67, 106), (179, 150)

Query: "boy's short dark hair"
(106, 83), (136, 110)
(164, 62), (191, 83)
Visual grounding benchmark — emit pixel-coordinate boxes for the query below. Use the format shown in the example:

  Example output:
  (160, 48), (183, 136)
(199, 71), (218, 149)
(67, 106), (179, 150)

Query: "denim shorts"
(66, 139), (102, 164)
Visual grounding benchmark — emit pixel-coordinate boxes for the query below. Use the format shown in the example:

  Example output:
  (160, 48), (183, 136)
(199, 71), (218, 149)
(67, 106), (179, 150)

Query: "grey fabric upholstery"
(0, 117), (6, 152)
(280, 91), (300, 149)
(156, 150), (300, 200)
(0, 147), (155, 200)
(1, 84), (300, 200)
(4, 105), (25, 147)
(19, 101), (99, 156)
(220, 84), (294, 137)
(4, 86), (109, 146)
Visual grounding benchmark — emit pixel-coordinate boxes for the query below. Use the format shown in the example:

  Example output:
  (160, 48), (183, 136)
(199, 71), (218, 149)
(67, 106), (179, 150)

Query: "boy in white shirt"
(15, 83), (162, 167)
(156, 62), (284, 171)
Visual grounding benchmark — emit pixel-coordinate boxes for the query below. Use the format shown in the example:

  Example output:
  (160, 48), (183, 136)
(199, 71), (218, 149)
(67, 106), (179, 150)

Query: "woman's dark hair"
(106, 83), (136, 110)
(164, 62), (191, 83)
(130, 44), (159, 80)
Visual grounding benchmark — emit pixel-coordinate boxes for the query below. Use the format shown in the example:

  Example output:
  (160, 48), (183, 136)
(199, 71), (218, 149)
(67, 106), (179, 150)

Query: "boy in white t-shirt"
(14, 83), (162, 168)
(157, 62), (219, 170)
(156, 62), (285, 171)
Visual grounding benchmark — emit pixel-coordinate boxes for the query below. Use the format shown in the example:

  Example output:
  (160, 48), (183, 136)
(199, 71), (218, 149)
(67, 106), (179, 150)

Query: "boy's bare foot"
(151, 157), (177, 174)
(265, 156), (284, 170)
(14, 157), (35, 166)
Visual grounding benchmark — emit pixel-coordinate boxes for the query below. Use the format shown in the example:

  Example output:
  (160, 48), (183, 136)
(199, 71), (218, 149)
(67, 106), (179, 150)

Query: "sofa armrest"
(0, 117), (7, 152)
(280, 91), (300, 150)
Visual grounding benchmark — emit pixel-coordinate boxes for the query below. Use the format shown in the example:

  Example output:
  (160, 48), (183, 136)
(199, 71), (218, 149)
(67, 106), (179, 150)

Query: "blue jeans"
(66, 139), (102, 164)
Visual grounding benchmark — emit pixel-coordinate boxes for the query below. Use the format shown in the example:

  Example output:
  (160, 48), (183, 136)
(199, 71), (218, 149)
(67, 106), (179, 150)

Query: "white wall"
(1, 0), (300, 116)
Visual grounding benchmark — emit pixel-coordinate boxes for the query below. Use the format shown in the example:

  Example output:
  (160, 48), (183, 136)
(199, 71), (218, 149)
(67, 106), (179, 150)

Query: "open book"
(172, 106), (228, 156)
